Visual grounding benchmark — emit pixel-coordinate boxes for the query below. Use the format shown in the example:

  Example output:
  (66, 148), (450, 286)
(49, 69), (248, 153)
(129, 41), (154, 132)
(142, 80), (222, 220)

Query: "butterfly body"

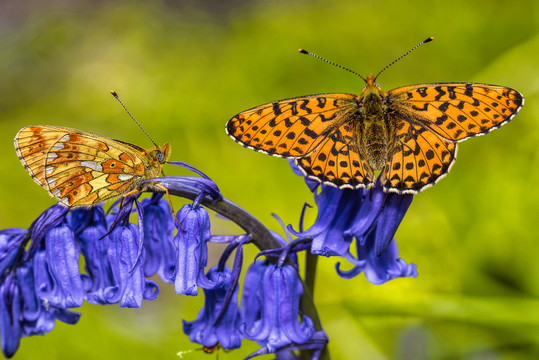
(226, 76), (523, 194)
(356, 74), (396, 171)
(14, 125), (171, 207)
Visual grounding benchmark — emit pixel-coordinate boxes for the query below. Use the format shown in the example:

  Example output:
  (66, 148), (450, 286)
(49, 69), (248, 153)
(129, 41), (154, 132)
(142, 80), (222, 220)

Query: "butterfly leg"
(105, 193), (137, 234)
(109, 186), (184, 231)
(151, 183), (184, 232)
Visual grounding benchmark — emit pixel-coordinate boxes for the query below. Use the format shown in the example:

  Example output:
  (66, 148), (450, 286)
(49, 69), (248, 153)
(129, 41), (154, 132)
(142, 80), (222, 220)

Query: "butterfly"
(226, 38), (524, 194)
(14, 125), (171, 207)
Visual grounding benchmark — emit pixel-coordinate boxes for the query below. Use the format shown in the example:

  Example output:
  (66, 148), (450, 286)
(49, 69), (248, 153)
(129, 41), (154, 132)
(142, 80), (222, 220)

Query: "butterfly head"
(359, 75), (386, 114)
(363, 74), (382, 90)
(149, 142), (171, 164)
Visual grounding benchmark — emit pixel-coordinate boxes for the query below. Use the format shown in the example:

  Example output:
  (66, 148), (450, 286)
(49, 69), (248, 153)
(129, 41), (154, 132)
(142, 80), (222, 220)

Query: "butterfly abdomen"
(358, 91), (390, 171)
(360, 119), (389, 171)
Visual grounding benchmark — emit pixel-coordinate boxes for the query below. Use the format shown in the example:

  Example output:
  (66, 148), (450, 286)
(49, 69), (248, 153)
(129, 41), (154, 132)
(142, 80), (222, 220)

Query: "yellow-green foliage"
(0, 1), (537, 359)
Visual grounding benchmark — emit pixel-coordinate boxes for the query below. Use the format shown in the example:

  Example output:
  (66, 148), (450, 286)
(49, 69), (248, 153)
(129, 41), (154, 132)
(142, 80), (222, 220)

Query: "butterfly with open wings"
(226, 38), (524, 194)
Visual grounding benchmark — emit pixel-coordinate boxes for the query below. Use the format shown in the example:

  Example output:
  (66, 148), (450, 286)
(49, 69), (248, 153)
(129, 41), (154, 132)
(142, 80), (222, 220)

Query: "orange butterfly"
(14, 94), (171, 207)
(226, 38), (524, 194)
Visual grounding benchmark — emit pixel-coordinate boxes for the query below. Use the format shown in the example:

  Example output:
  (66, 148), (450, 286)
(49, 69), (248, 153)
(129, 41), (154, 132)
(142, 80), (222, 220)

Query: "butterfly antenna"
(110, 90), (159, 148)
(374, 37), (434, 82)
(299, 48), (367, 83)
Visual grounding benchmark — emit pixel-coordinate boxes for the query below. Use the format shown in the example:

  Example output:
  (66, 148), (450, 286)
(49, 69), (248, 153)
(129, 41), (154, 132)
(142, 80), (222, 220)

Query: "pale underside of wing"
(14, 126), (153, 206)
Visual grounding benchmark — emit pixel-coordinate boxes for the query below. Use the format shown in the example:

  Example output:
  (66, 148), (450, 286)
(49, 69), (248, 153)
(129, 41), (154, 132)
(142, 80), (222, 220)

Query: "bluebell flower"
(71, 206), (115, 305)
(33, 220), (84, 308)
(0, 228), (26, 358)
(0, 205), (80, 358)
(337, 233), (417, 285)
(173, 203), (221, 296)
(345, 182), (414, 257)
(290, 186), (362, 257)
(0, 273), (21, 358)
(289, 161), (416, 284)
(183, 265), (242, 350)
(105, 218), (159, 308)
(140, 195), (175, 282)
(289, 185), (368, 256)
(240, 260), (315, 353)
(337, 185), (418, 284)
(16, 261), (81, 335)
(1, 257), (80, 358)
(240, 260), (266, 331)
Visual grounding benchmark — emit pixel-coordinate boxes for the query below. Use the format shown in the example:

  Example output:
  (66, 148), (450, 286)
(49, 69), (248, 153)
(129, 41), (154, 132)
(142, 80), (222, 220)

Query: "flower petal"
(0, 274), (22, 358)
(34, 223), (84, 308)
(141, 196), (175, 282)
(241, 262), (314, 353)
(173, 204), (212, 296)
(183, 266), (242, 350)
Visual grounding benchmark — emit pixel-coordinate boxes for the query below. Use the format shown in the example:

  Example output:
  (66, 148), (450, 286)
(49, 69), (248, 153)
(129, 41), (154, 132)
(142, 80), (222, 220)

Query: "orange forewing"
(226, 93), (360, 158)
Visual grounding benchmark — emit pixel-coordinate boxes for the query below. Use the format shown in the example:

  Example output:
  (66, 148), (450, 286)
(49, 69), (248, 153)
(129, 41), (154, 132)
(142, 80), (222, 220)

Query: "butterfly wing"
(381, 82), (523, 193)
(387, 83), (524, 141)
(14, 126), (158, 207)
(226, 94), (361, 158)
(381, 119), (457, 194)
(296, 122), (374, 189)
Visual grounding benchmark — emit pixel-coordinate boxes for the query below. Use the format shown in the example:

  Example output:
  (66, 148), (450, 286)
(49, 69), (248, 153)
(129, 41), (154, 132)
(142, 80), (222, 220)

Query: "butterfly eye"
(156, 152), (164, 162)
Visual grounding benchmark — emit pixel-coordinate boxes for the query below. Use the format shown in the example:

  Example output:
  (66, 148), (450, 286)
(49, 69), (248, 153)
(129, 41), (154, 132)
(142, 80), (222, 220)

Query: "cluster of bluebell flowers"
(0, 158), (417, 359)
(288, 160), (417, 285)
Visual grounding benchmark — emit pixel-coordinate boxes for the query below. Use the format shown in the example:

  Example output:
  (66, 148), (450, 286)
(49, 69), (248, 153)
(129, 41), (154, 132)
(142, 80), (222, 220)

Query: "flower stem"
(304, 250), (318, 296)
(300, 251), (330, 360)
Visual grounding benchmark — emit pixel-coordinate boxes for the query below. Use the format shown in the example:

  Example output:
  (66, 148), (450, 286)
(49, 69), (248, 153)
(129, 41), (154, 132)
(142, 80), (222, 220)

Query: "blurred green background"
(0, 0), (537, 359)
